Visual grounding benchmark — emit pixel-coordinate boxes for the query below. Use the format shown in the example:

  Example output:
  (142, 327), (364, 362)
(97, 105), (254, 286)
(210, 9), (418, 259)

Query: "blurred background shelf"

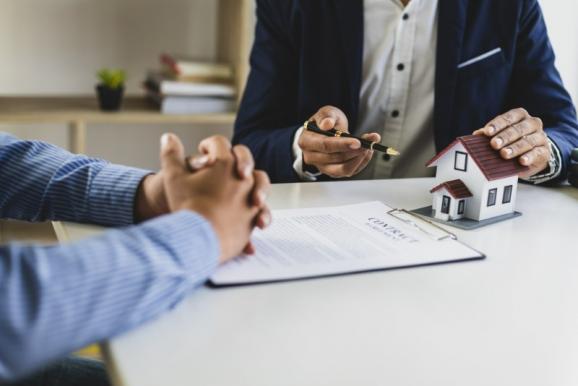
(0, 96), (237, 153)
(0, 0), (254, 165)
(0, 96), (236, 123)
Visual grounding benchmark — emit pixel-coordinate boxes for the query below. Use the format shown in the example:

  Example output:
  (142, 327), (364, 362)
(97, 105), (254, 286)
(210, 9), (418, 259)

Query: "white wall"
(0, 0), (228, 170)
(0, 0), (575, 170)
(539, 0), (578, 103)
(0, 0), (218, 95)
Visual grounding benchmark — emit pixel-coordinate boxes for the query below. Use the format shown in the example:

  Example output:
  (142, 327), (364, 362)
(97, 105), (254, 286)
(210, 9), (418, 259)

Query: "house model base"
(424, 134), (528, 226)
(411, 206), (522, 230)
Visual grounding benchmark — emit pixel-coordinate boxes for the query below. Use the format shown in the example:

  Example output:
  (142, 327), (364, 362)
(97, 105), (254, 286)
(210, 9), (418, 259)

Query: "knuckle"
(502, 114), (514, 124)
(211, 134), (230, 145)
(511, 139), (524, 151)
(320, 140), (330, 153)
(297, 133), (308, 149)
(524, 135), (536, 148)
(535, 146), (547, 158)
(532, 116), (543, 129)
(516, 107), (529, 117)
(512, 123), (524, 137)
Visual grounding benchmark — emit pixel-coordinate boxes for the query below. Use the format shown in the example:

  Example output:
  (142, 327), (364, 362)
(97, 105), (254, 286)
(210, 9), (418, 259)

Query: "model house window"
(454, 151), (468, 171)
(441, 195), (451, 214)
(503, 185), (513, 204)
(458, 200), (465, 215)
(487, 188), (497, 207)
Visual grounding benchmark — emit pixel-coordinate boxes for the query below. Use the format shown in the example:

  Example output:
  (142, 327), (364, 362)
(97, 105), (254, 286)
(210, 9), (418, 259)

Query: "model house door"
(441, 195), (451, 214)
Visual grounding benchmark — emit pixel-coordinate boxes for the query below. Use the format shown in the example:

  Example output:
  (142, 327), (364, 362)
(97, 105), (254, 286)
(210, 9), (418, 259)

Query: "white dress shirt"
(293, 0), (561, 182)
(293, 0), (438, 180)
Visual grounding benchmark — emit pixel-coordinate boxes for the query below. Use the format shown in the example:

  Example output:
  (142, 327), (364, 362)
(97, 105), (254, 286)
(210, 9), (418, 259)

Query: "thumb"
(160, 133), (186, 177)
(362, 132), (381, 143)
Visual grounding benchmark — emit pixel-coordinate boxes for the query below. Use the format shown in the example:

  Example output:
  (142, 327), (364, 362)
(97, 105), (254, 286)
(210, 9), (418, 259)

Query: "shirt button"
(397, 63), (405, 71)
(403, 14), (409, 20)
(382, 153), (391, 162)
(392, 110), (400, 118)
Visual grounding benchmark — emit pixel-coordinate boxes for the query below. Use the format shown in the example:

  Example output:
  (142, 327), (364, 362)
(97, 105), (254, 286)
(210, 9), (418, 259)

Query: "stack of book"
(144, 54), (236, 114)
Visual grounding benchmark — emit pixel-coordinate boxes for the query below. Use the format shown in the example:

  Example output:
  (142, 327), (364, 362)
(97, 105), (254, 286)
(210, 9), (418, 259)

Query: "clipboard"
(209, 202), (485, 287)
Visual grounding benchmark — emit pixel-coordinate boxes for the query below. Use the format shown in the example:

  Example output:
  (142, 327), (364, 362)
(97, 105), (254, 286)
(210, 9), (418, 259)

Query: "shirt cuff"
(292, 126), (322, 182)
(88, 164), (152, 226)
(521, 137), (562, 184)
(137, 210), (221, 285)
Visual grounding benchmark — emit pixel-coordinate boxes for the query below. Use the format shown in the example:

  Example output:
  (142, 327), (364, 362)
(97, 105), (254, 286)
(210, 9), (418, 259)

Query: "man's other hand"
(154, 133), (270, 263)
(299, 106), (380, 178)
(474, 108), (551, 178)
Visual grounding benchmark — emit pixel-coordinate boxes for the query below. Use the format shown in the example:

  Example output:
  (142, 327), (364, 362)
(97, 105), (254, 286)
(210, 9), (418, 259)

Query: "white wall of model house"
(432, 188), (465, 222)
(431, 143), (519, 221)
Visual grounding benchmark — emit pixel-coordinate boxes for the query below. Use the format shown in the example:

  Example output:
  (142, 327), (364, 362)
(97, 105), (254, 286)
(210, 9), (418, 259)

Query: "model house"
(426, 135), (528, 222)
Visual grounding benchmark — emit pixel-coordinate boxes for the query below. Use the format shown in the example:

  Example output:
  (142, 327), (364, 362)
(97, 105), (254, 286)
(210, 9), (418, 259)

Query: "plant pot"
(96, 85), (124, 111)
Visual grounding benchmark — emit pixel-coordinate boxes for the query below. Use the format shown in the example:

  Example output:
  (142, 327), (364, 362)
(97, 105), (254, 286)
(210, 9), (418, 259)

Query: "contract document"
(210, 201), (484, 286)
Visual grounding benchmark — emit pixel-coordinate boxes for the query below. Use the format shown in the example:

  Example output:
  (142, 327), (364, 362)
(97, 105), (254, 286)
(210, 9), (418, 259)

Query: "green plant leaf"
(97, 68), (127, 89)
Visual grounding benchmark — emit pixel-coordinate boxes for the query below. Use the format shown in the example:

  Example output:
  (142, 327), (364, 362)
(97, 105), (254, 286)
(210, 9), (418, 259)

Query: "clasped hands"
(136, 134), (271, 263)
(299, 106), (552, 179)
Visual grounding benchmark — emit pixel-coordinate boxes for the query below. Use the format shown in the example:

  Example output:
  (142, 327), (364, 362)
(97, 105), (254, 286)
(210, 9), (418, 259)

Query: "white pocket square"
(458, 47), (502, 69)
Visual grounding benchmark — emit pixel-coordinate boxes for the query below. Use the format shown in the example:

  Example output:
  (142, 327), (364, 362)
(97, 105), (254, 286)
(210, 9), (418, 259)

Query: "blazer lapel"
(434, 0), (468, 150)
(332, 0), (364, 130)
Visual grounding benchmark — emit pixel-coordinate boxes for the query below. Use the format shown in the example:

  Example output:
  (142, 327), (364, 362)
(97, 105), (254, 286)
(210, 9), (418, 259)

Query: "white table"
(56, 178), (578, 386)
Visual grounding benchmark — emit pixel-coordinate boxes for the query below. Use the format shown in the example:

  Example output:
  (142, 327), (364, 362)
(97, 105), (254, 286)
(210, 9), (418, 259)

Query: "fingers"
(480, 108), (530, 137)
(518, 145), (551, 178)
(186, 154), (213, 171)
(520, 145), (550, 167)
(232, 145), (255, 179)
(310, 105), (349, 132)
(499, 131), (548, 159)
(252, 170), (271, 207)
(304, 149), (364, 165)
(490, 117), (543, 150)
(160, 133), (187, 178)
(321, 150), (372, 178)
(299, 129), (360, 153)
(243, 242), (256, 255)
(252, 171), (272, 230)
(255, 207), (272, 229)
(362, 132), (381, 143)
(198, 135), (233, 163)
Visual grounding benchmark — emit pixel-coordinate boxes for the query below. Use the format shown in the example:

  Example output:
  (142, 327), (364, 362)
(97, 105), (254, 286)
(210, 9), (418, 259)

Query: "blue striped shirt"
(0, 133), (220, 381)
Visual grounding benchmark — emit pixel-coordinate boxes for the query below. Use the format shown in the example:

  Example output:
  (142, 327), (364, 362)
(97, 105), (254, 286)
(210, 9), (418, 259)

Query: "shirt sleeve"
(0, 132), (150, 226)
(0, 210), (220, 382)
(292, 126), (322, 182)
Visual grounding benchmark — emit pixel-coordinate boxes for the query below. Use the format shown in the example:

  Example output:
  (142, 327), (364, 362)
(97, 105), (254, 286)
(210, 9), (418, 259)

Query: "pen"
(304, 121), (400, 156)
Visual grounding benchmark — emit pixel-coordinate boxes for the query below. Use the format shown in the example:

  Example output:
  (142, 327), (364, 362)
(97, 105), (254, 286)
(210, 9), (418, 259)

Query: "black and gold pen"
(304, 121), (400, 156)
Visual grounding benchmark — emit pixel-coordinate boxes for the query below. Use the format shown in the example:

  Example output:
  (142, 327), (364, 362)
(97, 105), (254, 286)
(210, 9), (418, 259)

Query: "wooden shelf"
(0, 0), (254, 154)
(0, 96), (237, 154)
(0, 96), (236, 125)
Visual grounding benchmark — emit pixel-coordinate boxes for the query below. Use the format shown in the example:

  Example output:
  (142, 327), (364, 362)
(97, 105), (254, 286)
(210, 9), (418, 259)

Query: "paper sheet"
(210, 201), (483, 286)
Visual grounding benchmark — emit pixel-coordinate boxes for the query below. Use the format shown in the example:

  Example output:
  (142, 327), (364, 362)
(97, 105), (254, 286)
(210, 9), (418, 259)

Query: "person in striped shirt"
(0, 132), (271, 385)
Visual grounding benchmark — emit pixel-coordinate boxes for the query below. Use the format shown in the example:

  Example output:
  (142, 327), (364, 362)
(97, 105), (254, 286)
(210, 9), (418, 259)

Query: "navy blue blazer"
(234, 0), (578, 183)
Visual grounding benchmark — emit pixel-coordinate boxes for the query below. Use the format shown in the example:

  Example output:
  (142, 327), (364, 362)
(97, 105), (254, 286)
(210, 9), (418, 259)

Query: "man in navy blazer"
(234, 0), (578, 183)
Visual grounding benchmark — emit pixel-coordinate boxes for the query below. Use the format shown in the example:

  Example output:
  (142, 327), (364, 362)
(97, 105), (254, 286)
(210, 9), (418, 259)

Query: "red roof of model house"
(426, 135), (528, 181)
(430, 179), (473, 199)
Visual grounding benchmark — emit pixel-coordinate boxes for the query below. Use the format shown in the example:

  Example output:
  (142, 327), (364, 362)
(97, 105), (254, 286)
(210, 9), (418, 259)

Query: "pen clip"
(387, 209), (457, 241)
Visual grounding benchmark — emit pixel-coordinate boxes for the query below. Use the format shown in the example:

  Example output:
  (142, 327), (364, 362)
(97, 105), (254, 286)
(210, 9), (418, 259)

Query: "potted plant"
(96, 68), (126, 111)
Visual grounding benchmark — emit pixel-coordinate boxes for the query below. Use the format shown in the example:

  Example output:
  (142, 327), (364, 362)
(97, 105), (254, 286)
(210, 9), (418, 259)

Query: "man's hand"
(159, 133), (271, 263)
(474, 108), (551, 178)
(298, 106), (381, 178)
(135, 137), (272, 242)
